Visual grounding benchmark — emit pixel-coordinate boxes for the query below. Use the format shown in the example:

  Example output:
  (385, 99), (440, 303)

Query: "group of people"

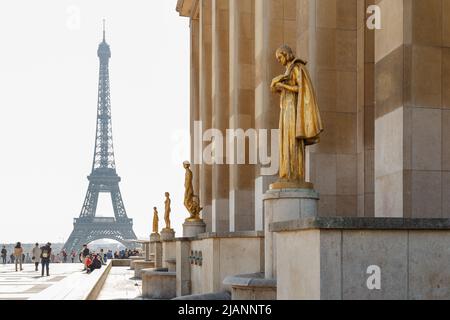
(2, 243), (140, 276)
(1, 242), (52, 276)
(113, 248), (140, 259)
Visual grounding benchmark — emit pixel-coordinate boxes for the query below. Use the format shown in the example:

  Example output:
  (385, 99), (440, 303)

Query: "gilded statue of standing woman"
(152, 207), (159, 234)
(183, 161), (202, 221)
(164, 192), (172, 230)
(270, 45), (323, 189)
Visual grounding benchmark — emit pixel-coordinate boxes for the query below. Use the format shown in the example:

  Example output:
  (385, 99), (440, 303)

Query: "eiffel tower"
(64, 23), (137, 253)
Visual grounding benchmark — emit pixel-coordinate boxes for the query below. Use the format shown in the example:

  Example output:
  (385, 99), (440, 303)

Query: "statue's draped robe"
(278, 59), (323, 181)
(164, 198), (171, 229)
(153, 213), (159, 233)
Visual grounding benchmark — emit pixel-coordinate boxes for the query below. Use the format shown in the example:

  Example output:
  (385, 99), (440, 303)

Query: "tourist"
(14, 242), (23, 272)
(40, 242), (52, 277)
(1, 246), (6, 264)
(99, 249), (106, 265)
(84, 254), (92, 272)
(32, 243), (41, 272)
(107, 250), (113, 260)
(81, 244), (90, 271)
(114, 251), (119, 259)
(87, 255), (101, 274)
(71, 250), (76, 263)
(62, 249), (67, 263)
(10, 254), (15, 264)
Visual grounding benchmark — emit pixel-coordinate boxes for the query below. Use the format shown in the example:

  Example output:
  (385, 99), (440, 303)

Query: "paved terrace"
(0, 263), (86, 300)
(0, 261), (144, 300)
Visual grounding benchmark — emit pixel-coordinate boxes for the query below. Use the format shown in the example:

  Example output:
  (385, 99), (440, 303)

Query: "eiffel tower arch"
(64, 23), (137, 253)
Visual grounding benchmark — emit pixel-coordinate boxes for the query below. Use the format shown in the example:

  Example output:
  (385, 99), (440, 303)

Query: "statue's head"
(183, 161), (191, 169)
(165, 192), (170, 197)
(153, 207), (157, 212)
(276, 45), (295, 66)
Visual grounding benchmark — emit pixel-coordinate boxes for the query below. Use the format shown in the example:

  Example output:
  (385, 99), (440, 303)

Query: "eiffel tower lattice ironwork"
(64, 23), (137, 253)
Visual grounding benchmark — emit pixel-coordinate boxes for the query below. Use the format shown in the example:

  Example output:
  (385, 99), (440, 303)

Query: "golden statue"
(270, 45), (323, 189)
(164, 192), (172, 230)
(183, 161), (203, 221)
(152, 207), (159, 234)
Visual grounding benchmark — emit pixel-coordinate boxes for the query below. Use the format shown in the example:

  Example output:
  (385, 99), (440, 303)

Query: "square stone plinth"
(270, 217), (450, 300)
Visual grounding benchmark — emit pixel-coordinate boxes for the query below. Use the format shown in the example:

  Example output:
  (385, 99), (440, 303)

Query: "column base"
(183, 220), (206, 238)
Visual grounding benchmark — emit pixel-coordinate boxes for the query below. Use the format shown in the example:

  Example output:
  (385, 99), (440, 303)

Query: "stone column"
(150, 233), (162, 268)
(374, 0), (450, 218)
(190, 18), (201, 197)
(299, 0), (361, 218)
(199, 0), (213, 231)
(229, 0), (256, 232)
(211, 0), (230, 233)
(254, 0), (297, 231)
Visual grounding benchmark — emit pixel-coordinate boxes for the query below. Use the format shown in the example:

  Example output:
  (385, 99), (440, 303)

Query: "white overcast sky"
(0, 0), (190, 243)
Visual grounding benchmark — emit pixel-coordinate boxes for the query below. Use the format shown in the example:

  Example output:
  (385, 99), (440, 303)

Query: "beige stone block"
(337, 154), (357, 195)
(443, 49), (450, 109)
(276, 230), (321, 300)
(317, 70), (337, 112)
(375, 107), (404, 177)
(337, 71), (357, 113)
(336, 195), (358, 217)
(342, 230), (408, 300)
(443, 172), (450, 218)
(365, 149), (375, 194)
(316, 28), (337, 69)
(310, 153), (337, 195)
(337, 30), (357, 70)
(443, 110), (450, 170)
(364, 193), (375, 217)
(375, 171), (403, 218)
(412, 0), (442, 46)
(444, 0), (450, 47)
(316, 0), (336, 28)
(411, 108), (442, 171)
(411, 46), (442, 108)
(337, 0), (357, 30)
(364, 104), (375, 150)
(411, 170), (442, 218)
(374, 0), (404, 63)
(318, 195), (337, 217)
(375, 46), (404, 118)
(283, 0), (297, 20)
(319, 231), (342, 300)
(408, 231), (450, 299)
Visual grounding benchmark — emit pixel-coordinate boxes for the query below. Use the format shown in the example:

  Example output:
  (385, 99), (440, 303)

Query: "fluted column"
(211, 0), (230, 232)
(229, 0), (256, 232)
(254, 0), (297, 231)
(199, 0), (213, 231)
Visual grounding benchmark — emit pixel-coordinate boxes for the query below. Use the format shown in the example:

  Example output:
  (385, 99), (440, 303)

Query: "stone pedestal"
(183, 220), (206, 238)
(134, 260), (156, 279)
(130, 258), (145, 270)
(150, 233), (160, 242)
(142, 268), (176, 300)
(223, 273), (277, 300)
(161, 229), (175, 241)
(161, 229), (176, 270)
(263, 188), (319, 280)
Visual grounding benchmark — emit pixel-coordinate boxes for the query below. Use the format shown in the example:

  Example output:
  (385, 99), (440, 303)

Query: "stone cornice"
(270, 217), (450, 232)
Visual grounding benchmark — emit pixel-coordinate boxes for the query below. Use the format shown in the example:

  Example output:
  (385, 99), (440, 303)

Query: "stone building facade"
(177, 0), (450, 229)
(169, 0), (450, 300)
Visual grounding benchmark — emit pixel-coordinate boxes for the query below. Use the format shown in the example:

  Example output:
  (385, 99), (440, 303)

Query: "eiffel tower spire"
(64, 24), (137, 252)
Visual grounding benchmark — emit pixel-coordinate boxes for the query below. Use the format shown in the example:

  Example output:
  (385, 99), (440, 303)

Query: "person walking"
(62, 249), (67, 263)
(32, 243), (41, 272)
(14, 242), (23, 272)
(1, 246), (6, 265)
(71, 250), (76, 263)
(40, 243), (52, 277)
